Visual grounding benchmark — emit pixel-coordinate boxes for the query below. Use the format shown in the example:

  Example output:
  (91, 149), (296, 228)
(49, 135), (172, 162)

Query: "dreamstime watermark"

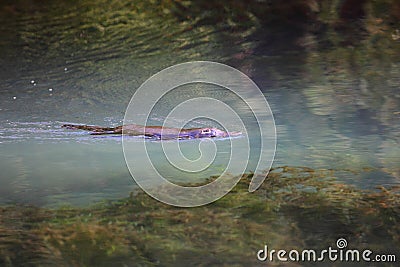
(122, 61), (276, 207)
(257, 238), (397, 263)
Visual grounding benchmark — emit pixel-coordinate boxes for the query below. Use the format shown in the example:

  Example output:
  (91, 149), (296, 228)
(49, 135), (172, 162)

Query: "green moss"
(0, 166), (399, 266)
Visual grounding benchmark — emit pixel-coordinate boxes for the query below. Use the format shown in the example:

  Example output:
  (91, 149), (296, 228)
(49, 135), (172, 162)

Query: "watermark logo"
(122, 61), (276, 207)
(336, 237), (347, 249)
(257, 238), (397, 263)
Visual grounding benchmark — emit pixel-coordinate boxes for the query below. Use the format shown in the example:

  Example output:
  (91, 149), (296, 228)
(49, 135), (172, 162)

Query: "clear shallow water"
(0, 0), (399, 207)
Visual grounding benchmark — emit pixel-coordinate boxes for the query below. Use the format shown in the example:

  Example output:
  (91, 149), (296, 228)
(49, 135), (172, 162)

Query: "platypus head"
(198, 128), (223, 138)
(198, 128), (241, 138)
(178, 127), (241, 139)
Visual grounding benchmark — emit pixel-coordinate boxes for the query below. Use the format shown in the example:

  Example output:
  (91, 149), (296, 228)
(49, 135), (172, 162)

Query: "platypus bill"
(62, 123), (241, 140)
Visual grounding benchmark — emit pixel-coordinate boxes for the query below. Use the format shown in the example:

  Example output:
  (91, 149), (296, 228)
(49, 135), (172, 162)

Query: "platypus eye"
(201, 128), (211, 134)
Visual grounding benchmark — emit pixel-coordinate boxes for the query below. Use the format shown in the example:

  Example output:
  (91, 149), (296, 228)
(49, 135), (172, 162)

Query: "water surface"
(0, 0), (399, 207)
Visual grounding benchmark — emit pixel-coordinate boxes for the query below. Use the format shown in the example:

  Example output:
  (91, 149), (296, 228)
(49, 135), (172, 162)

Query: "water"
(0, 0), (399, 207)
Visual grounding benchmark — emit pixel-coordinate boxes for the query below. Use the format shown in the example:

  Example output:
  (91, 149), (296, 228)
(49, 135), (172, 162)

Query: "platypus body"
(62, 124), (240, 140)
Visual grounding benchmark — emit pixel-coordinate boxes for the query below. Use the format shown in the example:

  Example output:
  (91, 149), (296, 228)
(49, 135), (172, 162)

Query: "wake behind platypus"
(62, 124), (241, 140)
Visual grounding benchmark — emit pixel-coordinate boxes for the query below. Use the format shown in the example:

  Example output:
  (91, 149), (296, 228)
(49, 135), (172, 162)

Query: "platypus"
(62, 124), (241, 140)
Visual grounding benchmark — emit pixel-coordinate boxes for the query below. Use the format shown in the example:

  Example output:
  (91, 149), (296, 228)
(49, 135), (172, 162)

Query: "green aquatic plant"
(0, 166), (399, 266)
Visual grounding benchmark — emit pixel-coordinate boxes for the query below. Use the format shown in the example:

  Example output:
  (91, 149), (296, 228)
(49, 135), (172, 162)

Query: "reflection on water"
(0, 0), (399, 207)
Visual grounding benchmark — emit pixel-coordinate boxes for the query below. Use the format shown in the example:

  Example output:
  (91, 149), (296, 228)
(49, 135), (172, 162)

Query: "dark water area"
(0, 0), (399, 266)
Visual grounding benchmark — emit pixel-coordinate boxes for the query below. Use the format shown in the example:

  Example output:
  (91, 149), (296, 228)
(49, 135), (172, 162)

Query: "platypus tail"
(62, 124), (121, 135)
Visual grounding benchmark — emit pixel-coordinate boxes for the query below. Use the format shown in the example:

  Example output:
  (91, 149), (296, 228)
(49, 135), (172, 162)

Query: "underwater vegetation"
(0, 166), (398, 266)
